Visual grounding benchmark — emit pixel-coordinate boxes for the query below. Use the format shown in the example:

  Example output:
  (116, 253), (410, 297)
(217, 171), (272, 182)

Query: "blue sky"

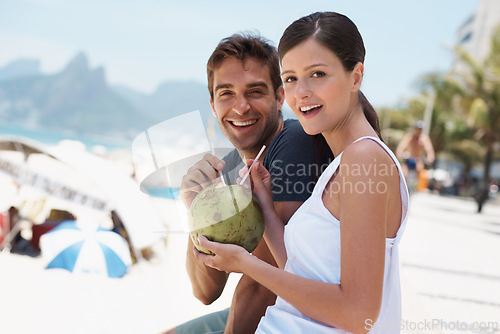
(0, 0), (479, 108)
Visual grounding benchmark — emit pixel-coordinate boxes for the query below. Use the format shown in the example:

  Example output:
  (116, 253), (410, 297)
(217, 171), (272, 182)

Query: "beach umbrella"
(40, 220), (132, 278)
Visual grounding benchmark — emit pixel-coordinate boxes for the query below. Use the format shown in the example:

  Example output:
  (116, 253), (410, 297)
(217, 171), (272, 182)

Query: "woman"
(195, 12), (409, 333)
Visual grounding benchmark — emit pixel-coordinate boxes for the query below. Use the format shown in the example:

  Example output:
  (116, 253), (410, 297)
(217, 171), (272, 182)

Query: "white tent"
(0, 136), (166, 251)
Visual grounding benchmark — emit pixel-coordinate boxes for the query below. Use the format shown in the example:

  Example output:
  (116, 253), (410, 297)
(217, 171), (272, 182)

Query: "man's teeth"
(232, 120), (257, 127)
(300, 104), (322, 112)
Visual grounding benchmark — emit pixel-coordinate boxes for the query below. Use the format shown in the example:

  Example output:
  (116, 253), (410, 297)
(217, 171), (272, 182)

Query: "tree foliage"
(419, 24), (500, 183)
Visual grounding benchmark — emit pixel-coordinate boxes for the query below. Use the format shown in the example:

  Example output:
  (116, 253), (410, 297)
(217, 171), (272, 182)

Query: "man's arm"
(186, 237), (229, 304)
(181, 154), (230, 304)
(224, 200), (302, 334)
(422, 135), (435, 165)
(395, 133), (411, 160)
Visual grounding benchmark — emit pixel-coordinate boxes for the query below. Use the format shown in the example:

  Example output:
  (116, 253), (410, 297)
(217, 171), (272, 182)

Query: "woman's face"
(281, 38), (362, 136)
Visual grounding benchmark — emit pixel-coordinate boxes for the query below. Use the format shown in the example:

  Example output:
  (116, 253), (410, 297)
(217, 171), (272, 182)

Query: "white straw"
(211, 143), (227, 186)
(220, 172), (227, 186)
(239, 145), (266, 185)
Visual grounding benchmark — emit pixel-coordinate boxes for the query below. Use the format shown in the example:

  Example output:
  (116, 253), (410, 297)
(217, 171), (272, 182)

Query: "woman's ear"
(351, 62), (364, 92)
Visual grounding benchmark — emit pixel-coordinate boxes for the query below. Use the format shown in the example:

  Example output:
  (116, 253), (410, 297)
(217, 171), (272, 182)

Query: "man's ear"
(351, 62), (364, 93)
(276, 86), (285, 111)
(210, 97), (217, 117)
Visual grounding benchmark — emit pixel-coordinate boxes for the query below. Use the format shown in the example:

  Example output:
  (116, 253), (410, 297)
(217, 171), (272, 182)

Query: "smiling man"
(209, 56), (282, 157)
(165, 33), (333, 334)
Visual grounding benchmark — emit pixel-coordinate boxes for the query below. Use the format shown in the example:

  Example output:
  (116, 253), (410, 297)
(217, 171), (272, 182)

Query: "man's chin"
(224, 131), (257, 148)
(233, 142), (257, 152)
(230, 138), (262, 153)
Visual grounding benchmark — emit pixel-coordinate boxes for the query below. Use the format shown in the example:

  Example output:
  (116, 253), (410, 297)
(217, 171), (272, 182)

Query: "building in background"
(454, 0), (500, 184)
(456, 0), (500, 61)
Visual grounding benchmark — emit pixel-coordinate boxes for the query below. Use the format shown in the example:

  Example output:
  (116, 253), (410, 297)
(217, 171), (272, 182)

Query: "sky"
(0, 0), (480, 108)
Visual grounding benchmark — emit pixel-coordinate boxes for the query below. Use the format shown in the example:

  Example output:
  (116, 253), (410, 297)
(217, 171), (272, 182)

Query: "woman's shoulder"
(344, 137), (388, 156)
(341, 138), (396, 174)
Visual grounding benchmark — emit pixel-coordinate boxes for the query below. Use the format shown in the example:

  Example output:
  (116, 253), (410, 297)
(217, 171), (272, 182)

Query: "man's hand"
(183, 153), (230, 305)
(180, 153), (226, 209)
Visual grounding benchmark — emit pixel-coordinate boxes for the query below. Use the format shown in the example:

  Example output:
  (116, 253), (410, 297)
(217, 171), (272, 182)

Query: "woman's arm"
(260, 205), (287, 268)
(196, 236), (368, 333)
(198, 142), (398, 333)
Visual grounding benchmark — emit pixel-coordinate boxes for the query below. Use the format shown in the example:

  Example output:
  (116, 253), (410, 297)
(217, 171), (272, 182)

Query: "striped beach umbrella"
(40, 220), (132, 278)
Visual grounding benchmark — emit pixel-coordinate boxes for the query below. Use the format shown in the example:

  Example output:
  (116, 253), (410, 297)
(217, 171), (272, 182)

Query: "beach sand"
(3, 193), (500, 334)
(0, 234), (239, 334)
(2, 142), (498, 333)
(0, 143), (238, 334)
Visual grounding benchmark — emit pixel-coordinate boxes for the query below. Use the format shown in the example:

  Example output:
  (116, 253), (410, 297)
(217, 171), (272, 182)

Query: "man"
(165, 33), (332, 334)
(396, 120), (435, 194)
(396, 120), (435, 178)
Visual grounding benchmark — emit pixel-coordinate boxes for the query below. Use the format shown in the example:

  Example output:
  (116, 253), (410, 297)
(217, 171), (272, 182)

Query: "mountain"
(0, 59), (41, 81)
(112, 81), (212, 126)
(112, 80), (296, 126)
(0, 53), (149, 139)
(0, 53), (294, 142)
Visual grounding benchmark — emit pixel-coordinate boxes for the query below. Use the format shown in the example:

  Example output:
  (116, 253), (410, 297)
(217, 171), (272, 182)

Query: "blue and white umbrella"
(40, 220), (132, 278)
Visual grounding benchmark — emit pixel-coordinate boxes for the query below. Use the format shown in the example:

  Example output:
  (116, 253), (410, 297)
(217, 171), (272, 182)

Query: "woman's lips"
(299, 105), (322, 118)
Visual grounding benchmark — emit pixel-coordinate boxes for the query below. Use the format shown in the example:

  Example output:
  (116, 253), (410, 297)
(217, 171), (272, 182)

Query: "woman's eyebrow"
(282, 63), (328, 76)
(305, 63), (328, 70)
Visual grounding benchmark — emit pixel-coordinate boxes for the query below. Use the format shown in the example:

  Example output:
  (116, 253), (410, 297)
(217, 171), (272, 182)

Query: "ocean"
(0, 122), (131, 152)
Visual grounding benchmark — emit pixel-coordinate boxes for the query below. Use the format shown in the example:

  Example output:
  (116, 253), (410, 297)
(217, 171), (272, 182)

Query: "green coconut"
(188, 182), (264, 254)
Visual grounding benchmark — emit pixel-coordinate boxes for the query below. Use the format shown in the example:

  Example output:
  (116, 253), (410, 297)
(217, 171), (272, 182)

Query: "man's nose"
(232, 95), (251, 115)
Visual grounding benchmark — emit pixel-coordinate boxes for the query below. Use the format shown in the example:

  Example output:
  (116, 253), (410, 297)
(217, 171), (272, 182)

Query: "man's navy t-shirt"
(222, 119), (328, 202)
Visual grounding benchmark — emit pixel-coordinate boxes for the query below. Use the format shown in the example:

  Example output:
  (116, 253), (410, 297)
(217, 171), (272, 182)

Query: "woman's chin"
(302, 126), (322, 136)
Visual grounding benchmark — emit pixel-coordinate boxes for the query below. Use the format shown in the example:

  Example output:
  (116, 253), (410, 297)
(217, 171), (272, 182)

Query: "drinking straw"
(211, 143), (227, 186)
(220, 171), (227, 186)
(239, 145), (266, 185)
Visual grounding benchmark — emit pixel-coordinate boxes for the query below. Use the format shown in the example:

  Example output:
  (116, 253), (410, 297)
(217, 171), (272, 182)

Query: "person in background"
(195, 12), (409, 333)
(164, 33), (333, 334)
(111, 210), (137, 263)
(396, 120), (435, 179)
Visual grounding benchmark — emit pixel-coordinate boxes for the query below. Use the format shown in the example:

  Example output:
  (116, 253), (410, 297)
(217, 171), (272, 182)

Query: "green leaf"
(468, 97), (489, 127)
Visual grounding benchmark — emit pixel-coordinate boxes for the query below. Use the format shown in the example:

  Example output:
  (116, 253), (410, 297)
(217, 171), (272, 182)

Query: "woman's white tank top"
(256, 136), (409, 333)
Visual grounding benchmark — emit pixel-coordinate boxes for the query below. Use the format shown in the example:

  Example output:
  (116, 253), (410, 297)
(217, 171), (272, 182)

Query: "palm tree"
(425, 24), (500, 212)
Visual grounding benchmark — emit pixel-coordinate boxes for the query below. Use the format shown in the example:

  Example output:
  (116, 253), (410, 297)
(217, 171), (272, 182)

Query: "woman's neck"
(322, 106), (378, 157)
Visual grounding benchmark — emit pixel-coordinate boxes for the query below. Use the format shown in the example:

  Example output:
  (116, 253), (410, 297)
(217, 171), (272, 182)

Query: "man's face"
(210, 57), (284, 155)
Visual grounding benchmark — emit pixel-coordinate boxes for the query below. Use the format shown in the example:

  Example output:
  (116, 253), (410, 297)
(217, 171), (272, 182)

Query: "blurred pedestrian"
(396, 120), (435, 179)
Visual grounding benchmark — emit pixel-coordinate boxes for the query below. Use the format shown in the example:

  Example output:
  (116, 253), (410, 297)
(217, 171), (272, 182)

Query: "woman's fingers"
(193, 236), (247, 274)
(250, 162), (271, 191)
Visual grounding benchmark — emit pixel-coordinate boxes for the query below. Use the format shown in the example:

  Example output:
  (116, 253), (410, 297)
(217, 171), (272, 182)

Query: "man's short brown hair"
(207, 33), (282, 99)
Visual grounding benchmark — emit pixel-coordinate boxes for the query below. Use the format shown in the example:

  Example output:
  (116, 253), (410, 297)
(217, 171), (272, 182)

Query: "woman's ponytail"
(359, 91), (383, 141)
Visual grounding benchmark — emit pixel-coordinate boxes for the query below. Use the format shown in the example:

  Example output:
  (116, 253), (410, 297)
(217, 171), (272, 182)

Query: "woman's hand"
(194, 236), (253, 274)
(239, 160), (274, 213)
